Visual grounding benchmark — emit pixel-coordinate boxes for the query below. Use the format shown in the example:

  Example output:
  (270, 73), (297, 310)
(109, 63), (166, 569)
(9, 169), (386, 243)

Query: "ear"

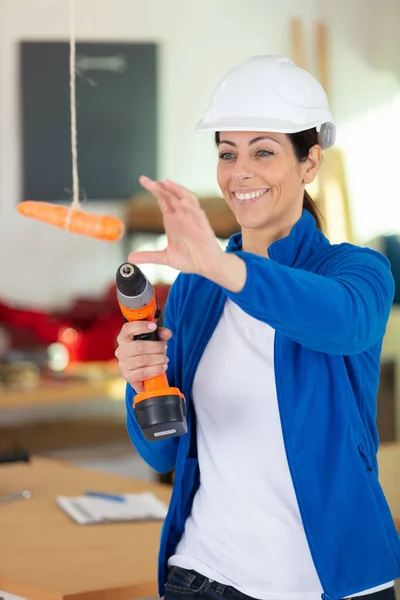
(302, 145), (322, 185)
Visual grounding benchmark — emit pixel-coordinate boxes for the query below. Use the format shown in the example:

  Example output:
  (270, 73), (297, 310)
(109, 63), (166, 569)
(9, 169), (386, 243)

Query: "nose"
(231, 155), (255, 182)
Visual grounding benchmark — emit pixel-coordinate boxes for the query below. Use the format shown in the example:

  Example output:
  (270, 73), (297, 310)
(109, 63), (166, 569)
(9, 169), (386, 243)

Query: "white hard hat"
(196, 55), (336, 149)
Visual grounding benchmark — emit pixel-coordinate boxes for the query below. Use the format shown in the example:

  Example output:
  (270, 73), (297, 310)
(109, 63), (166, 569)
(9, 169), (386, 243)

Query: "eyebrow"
(217, 136), (281, 147)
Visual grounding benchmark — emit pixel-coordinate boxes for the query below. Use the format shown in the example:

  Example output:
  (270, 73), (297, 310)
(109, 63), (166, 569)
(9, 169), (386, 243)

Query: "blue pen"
(84, 490), (126, 503)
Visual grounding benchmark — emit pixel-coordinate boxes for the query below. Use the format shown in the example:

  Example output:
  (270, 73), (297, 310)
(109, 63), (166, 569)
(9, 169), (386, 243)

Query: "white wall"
(0, 0), (399, 309)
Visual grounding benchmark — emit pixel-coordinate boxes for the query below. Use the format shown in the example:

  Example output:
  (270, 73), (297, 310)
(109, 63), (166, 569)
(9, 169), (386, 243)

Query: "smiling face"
(216, 131), (321, 240)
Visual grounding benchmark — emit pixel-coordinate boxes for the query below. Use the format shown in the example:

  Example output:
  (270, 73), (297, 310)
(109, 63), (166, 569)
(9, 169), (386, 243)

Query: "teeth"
(234, 189), (267, 200)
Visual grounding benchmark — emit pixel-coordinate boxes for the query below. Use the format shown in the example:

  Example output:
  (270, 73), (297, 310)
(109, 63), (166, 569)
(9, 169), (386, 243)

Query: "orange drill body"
(116, 263), (187, 441)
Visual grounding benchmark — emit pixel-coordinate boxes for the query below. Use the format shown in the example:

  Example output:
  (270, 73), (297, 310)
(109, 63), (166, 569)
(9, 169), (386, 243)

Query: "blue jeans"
(164, 566), (396, 600)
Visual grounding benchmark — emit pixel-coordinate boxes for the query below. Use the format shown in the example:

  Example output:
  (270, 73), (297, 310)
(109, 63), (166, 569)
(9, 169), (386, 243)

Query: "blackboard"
(20, 42), (157, 202)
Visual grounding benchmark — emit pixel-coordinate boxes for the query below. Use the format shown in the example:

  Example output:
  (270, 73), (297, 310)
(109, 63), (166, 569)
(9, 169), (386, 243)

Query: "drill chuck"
(116, 264), (153, 311)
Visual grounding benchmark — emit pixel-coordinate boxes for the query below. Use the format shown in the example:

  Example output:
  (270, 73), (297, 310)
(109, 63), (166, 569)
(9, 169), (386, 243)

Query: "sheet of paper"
(56, 492), (168, 525)
(0, 591), (27, 600)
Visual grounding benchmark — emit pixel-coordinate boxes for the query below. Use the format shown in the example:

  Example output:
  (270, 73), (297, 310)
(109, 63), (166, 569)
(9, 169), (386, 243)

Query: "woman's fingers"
(115, 339), (169, 360)
(127, 353), (169, 370)
(117, 321), (169, 344)
(163, 179), (200, 209)
(157, 327), (173, 341)
(128, 249), (167, 266)
(115, 322), (172, 393)
(124, 363), (169, 390)
(140, 176), (201, 214)
(139, 175), (182, 213)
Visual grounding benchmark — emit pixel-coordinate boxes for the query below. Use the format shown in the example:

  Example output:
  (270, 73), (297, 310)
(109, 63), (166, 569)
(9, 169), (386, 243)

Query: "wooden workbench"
(0, 448), (399, 600)
(0, 377), (128, 452)
(0, 377), (125, 410)
(0, 457), (171, 600)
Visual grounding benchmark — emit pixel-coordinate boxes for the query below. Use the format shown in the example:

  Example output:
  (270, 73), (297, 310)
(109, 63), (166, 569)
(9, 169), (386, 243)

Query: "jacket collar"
(226, 209), (328, 268)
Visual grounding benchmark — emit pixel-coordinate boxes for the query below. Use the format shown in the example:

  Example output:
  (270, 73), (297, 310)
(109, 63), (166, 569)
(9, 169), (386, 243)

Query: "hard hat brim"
(195, 116), (336, 149)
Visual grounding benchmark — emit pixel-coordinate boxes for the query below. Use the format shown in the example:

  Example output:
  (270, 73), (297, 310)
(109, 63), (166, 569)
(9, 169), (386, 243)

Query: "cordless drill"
(116, 263), (187, 442)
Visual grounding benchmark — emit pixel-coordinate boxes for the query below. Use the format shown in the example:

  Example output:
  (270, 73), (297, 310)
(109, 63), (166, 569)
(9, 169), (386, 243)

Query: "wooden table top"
(0, 457), (171, 600)
(0, 446), (399, 600)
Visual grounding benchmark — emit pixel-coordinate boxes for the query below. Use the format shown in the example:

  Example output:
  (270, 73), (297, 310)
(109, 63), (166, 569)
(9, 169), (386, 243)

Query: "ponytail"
(303, 190), (324, 231)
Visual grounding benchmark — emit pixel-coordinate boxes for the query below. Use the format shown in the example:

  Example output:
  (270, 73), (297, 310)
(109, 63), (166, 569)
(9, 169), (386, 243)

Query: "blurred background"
(0, 0), (399, 483)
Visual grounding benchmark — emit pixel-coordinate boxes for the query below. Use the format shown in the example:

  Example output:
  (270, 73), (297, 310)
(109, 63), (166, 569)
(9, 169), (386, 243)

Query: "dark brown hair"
(287, 128), (323, 230)
(215, 128), (324, 231)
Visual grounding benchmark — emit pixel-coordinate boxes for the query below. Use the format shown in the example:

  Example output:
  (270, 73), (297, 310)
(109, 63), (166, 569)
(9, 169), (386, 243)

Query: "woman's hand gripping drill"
(115, 321), (172, 394)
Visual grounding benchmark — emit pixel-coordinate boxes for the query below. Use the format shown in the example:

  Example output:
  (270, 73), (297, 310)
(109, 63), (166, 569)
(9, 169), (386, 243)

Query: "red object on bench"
(0, 283), (171, 363)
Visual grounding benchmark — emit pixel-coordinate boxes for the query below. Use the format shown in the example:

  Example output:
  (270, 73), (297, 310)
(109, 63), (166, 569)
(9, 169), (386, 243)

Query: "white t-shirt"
(168, 299), (392, 600)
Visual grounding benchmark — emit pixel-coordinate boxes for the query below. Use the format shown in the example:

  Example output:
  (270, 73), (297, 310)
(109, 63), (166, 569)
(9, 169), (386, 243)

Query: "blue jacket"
(126, 210), (400, 600)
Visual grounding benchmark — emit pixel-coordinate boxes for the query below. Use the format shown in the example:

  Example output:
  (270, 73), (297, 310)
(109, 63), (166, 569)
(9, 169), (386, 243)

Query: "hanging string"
(17, 0), (125, 242)
(66, 0), (80, 227)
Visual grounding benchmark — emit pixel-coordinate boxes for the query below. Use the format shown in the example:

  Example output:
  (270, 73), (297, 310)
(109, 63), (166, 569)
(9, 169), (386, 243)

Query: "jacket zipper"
(274, 333), (334, 600)
(357, 445), (374, 471)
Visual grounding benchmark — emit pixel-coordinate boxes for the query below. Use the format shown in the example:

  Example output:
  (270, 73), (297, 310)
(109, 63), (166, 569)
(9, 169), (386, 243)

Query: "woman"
(116, 56), (400, 600)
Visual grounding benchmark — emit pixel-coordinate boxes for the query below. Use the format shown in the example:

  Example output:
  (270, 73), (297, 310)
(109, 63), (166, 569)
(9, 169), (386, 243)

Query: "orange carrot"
(17, 201), (125, 242)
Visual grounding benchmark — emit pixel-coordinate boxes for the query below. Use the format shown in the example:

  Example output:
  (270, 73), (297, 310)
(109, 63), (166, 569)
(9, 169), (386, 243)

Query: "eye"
(256, 149), (273, 157)
(219, 152), (235, 161)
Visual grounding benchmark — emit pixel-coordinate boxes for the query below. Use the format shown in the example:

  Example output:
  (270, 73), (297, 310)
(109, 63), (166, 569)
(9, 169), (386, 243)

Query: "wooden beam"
(315, 20), (330, 98)
(290, 18), (308, 69)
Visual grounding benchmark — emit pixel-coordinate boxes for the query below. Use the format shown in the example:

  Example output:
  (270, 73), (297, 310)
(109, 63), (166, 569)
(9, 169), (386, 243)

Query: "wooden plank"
(313, 20), (354, 243)
(0, 457), (171, 600)
(314, 21), (330, 97)
(290, 18), (308, 69)
(318, 147), (354, 243)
